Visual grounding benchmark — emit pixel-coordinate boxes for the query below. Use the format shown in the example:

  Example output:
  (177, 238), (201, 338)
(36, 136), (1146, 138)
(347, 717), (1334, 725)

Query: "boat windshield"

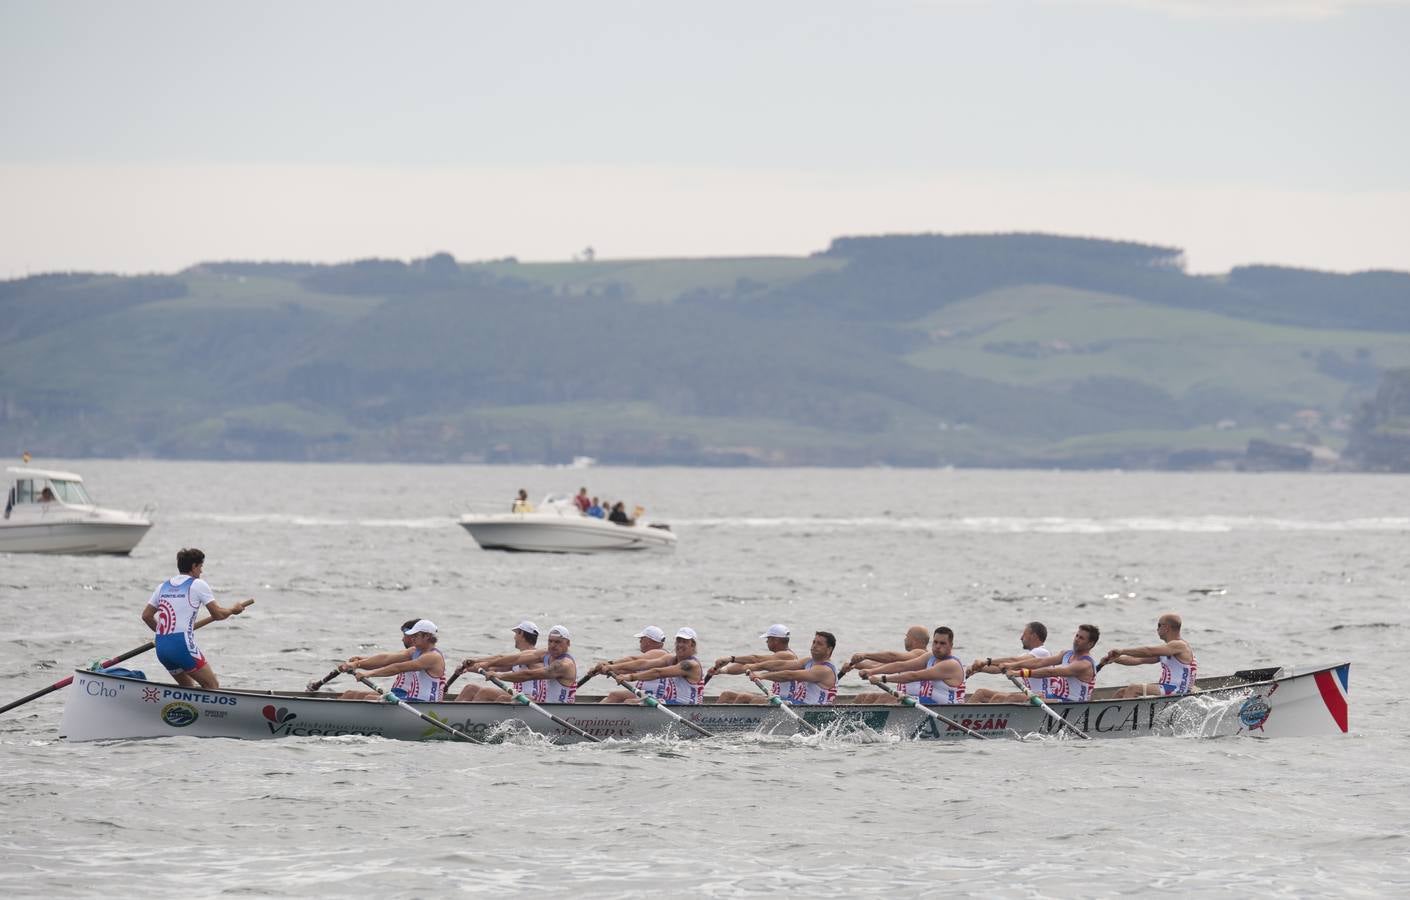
(49, 479), (93, 505)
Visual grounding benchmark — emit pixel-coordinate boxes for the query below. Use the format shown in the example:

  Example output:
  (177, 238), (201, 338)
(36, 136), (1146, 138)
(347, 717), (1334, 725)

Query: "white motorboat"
(459, 494), (677, 553)
(1, 466), (153, 555)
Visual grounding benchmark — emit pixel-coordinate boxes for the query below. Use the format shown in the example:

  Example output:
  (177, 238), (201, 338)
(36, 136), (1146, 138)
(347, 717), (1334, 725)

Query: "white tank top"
(514, 659), (545, 703)
(1158, 652), (1198, 694)
(149, 576), (212, 649)
(907, 655), (965, 705)
(785, 660), (837, 705)
(532, 653), (577, 704)
(391, 648), (445, 702)
(1027, 646), (1052, 694)
(662, 656), (704, 704)
(1045, 650), (1096, 702)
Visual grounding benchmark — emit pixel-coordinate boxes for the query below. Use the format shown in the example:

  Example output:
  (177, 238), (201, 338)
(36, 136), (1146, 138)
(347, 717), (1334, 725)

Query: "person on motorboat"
(615, 627), (706, 705)
(591, 625), (672, 704)
(574, 487), (591, 514)
(964, 621), (1054, 704)
(858, 627), (967, 705)
(999, 624), (1101, 703)
(452, 620), (543, 701)
(139, 547), (249, 690)
(587, 497), (604, 518)
(1101, 614), (1198, 698)
(38, 486), (55, 503)
(607, 501), (633, 525)
(710, 624), (799, 704)
(336, 620), (446, 702)
(512, 489), (534, 513)
(476, 625), (579, 704)
(747, 631), (839, 705)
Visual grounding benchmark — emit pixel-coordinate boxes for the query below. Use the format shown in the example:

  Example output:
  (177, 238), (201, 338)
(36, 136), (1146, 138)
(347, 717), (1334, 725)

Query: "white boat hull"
(60, 663), (1350, 743)
(0, 519), (152, 555)
(459, 514), (677, 553)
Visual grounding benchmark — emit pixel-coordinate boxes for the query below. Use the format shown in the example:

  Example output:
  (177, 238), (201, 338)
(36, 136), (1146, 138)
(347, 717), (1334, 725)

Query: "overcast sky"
(1, 0), (1406, 276)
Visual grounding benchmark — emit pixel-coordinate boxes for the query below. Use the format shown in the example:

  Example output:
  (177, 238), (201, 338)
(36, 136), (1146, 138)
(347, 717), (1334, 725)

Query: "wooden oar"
(749, 676), (821, 735)
(609, 672), (714, 738)
(870, 678), (987, 741)
(477, 669), (601, 743)
(352, 673), (481, 743)
(1004, 671), (1090, 740)
(305, 666), (343, 692)
(0, 599), (254, 716)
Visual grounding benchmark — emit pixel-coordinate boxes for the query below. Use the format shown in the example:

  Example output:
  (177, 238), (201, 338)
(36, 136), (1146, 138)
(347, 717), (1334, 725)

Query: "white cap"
(547, 624), (571, 640)
(675, 626), (698, 641)
(634, 625), (666, 642)
(512, 620), (540, 637)
(759, 624), (790, 639)
(403, 619), (438, 636)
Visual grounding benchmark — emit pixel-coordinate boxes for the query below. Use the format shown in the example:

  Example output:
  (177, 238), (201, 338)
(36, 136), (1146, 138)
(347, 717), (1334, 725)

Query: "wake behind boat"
(459, 493), (677, 553)
(60, 662), (1349, 743)
(1, 466), (153, 555)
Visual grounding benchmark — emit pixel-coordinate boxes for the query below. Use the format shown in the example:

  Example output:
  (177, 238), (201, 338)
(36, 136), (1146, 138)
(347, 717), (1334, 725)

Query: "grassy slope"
(474, 256), (845, 303)
(903, 284), (1410, 420)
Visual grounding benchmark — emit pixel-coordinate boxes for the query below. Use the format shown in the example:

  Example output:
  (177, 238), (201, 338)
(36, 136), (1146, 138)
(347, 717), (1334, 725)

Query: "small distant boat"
(459, 494), (677, 554)
(1, 466), (153, 555)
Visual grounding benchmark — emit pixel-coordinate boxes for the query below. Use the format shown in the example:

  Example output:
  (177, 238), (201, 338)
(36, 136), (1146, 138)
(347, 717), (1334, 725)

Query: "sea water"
(1, 462), (1407, 896)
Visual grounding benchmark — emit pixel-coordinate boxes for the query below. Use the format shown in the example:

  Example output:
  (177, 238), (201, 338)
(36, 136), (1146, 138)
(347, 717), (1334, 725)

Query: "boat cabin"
(4, 467), (94, 519)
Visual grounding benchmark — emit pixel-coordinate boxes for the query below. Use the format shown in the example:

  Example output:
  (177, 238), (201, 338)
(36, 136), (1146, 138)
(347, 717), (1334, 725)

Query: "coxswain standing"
(616, 627), (706, 705)
(140, 547), (249, 690)
(857, 627), (966, 705)
(590, 625), (672, 704)
(747, 631), (839, 705)
(1101, 613), (1198, 698)
(709, 624), (798, 704)
(481, 625), (579, 703)
(337, 619), (446, 702)
(1000, 624), (1101, 703)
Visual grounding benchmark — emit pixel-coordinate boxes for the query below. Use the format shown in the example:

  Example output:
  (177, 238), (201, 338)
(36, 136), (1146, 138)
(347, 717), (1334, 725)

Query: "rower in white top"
(845, 624), (931, 704)
(337, 619), (446, 702)
(482, 625), (579, 703)
(588, 625), (672, 704)
(709, 624), (799, 704)
(1001, 624), (1102, 703)
(746, 631), (839, 705)
(1101, 613), (1198, 698)
(615, 627), (706, 705)
(857, 627), (967, 705)
(965, 620), (1053, 703)
(452, 620), (542, 702)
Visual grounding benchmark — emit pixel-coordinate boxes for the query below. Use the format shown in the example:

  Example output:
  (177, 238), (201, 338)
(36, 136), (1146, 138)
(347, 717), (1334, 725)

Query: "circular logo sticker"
(161, 701), (199, 728)
(1238, 696), (1271, 730)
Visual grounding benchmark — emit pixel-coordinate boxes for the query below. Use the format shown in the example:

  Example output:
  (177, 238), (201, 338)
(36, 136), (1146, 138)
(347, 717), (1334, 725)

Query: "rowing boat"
(59, 662), (1350, 743)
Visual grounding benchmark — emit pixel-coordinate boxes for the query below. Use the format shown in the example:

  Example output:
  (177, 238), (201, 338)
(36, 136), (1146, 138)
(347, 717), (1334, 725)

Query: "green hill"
(2, 234), (1407, 468)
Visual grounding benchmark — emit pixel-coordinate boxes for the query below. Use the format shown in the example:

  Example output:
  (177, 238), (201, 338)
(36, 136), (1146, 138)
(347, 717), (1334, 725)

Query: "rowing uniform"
(514, 659), (546, 704)
(1026, 646), (1051, 695)
(147, 574), (214, 674)
(661, 656), (705, 705)
(526, 653), (577, 704)
(1157, 651), (1198, 695)
(1044, 650), (1097, 703)
(390, 648), (445, 703)
(904, 654), (965, 705)
(784, 660), (838, 705)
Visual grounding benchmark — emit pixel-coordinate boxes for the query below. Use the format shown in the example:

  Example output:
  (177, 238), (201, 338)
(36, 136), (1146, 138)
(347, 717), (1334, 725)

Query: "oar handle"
(610, 672), (714, 738)
(0, 599), (254, 716)
(870, 676), (987, 741)
(352, 673), (479, 743)
(477, 668), (602, 743)
(306, 667), (343, 692)
(750, 674), (820, 734)
(1003, 672), (1090, 741)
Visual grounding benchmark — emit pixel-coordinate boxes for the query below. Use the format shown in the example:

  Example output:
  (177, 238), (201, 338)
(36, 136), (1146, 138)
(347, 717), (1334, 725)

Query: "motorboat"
(459, 494), (677, 553)
(1, 466), (153, 555)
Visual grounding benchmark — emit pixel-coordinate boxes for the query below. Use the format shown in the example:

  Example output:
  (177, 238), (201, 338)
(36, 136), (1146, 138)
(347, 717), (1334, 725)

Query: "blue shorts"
(663, 699), (695, 706)
(155, 633), (206, 674)
(389, 687), (426, 703)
